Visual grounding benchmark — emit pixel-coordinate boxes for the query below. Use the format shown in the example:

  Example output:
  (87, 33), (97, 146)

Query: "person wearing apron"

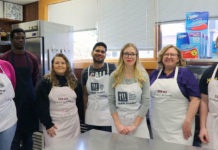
(149, 45), (200, 146)
(81, 42), (116, 132)
(0, 28), (40, 150)
(36, 53), (80, 148)
(108, 43), (150, 139)
(199, 63), (218, 150)
(0, 60), (17, 150)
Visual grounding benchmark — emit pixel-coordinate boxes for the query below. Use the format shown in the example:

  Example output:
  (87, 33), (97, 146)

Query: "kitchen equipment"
(12, 20), (74, 75)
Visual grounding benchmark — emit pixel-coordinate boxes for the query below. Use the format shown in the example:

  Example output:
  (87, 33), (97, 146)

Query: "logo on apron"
(91, 83), (99, 91)
(118, 92), (128, 103)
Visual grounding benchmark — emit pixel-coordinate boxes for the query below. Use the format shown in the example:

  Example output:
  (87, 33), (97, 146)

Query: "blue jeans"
(0, 123), (17, 150)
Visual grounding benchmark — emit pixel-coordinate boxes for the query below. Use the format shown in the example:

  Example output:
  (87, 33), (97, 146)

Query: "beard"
(93, 57), (104, 64)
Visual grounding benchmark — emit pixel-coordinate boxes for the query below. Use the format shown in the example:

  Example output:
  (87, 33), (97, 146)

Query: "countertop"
(45, 129), (214, 150)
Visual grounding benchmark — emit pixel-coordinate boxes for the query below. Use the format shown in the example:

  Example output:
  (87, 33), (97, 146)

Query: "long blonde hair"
(44, 53), (77, 90)
(112, 43), (147, 88)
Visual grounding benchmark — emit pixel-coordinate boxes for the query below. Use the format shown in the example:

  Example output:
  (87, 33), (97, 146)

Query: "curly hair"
(44, 53), (77, 90)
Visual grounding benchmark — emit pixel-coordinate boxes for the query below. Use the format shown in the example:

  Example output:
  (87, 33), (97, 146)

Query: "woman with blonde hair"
(108, 43), (150, 138)
(149, 44), (200, 145)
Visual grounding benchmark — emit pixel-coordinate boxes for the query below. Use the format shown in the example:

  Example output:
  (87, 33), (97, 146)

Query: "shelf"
(0, 18), (22, 23)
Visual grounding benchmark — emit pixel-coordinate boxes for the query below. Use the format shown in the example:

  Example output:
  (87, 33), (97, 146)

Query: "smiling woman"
(35, 53), (81, 149)
(108, 43), (151, 139)
(149, 44), (201, 146)
(52, 56), (67, 76)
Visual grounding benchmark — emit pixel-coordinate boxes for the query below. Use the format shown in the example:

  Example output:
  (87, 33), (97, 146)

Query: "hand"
(47, 125), (58, 137)
(199, 128), (209, 144)
(182, 119), (192, 140)
(126, 125), (137, 133)
(116, 123), (129, 135)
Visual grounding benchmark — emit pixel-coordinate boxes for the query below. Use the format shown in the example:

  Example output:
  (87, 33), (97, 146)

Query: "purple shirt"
(149, 67), (200, 100)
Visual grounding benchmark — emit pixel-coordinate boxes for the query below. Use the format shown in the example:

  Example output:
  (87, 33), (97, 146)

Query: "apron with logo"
(85, 63), (112, 126)
(0, 66), (16, 132)
(150, 67), (195, 145)
(112, 81), (150, 139)
(202, 64), (218, 149)
(42, 86), (80, 148)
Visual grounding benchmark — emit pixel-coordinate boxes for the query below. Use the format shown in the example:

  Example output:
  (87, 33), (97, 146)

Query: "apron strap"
(157, 67), (179, 80)
(106, 63), (109, 74)
(0, 66), (5, 74)
(88, 63), (108, 75)
(88, 65), (90, 75)
(211, 64), (218, 79)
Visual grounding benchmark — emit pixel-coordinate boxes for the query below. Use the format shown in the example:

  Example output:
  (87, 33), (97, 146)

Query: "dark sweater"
(35, 75), (83, 129)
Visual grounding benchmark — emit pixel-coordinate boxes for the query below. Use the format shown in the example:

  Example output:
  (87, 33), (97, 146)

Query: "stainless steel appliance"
(12, 20), (74, 75)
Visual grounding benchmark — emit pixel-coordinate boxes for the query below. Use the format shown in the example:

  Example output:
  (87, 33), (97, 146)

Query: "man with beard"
(0, 28), (40, 150)
(81, 42), (116, 132)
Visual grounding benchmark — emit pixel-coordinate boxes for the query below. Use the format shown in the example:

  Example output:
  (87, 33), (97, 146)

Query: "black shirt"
(199, 63), (218, 95)
(35, 75), (83, 129)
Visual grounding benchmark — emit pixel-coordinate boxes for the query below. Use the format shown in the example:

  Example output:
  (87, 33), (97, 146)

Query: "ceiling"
(3, 0), (38, 5)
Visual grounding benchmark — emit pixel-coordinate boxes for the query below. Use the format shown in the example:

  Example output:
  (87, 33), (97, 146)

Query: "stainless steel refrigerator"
(12, 20), (74, 75)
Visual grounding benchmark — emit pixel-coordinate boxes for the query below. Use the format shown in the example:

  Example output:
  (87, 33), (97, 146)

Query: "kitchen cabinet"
(23, 2), (38, 22)
(4, 2), (23, 21)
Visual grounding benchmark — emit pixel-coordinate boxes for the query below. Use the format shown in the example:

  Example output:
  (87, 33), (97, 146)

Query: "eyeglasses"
(94, 49), (106, 54)
(163, 53), (178, 57)
(123, 52), (137, 57)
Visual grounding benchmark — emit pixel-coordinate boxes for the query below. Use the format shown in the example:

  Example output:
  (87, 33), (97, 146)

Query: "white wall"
(48, 0), (98, 31)
(48, 0), (156, 51)
(156, 0), (218, 22)
(0, 1), (3, 18)
(48, 0), (218, 51)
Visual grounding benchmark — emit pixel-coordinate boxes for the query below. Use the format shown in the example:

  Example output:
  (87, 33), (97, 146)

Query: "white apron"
(202, 64), (218, 149)
(0, 66), (17, 132)
(85, 63), (112, 126)
(42, 86), (80, 148)
(150, 67), (195, 145)
(112, 81), (150, 139)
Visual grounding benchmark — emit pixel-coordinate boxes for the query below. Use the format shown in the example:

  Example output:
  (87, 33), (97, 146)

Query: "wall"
(39, 0), (218, 72)
(48, 0), (97, 31)
(38, 0), (69, 20)
(156, 0), (218, 22)
(39, 0), (158, 70)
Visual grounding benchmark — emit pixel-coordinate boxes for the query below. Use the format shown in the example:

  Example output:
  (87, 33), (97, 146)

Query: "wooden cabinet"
(0, 2), (38, 54)
(23, 2), (39, 22)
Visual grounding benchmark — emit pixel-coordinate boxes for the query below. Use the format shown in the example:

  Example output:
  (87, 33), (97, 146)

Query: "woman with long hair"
(108, 43), (150, 139)
(36, 53), (80, 148)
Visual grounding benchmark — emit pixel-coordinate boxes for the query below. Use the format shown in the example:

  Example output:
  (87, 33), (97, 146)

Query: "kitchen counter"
(45, 129), (213, 150)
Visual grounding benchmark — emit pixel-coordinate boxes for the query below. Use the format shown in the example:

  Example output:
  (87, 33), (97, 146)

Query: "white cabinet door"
(4, 2), (23, 21)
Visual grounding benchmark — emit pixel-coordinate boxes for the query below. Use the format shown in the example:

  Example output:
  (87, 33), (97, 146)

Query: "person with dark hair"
(198, 38), (218, 149)
(0, 28), (40, 150)
(149, 44), (200, 145)
(81, 42), (116, 132)
(35, 53), (80, 148)
(108, 43), (150, 139)
(0, 60), (17, 150)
